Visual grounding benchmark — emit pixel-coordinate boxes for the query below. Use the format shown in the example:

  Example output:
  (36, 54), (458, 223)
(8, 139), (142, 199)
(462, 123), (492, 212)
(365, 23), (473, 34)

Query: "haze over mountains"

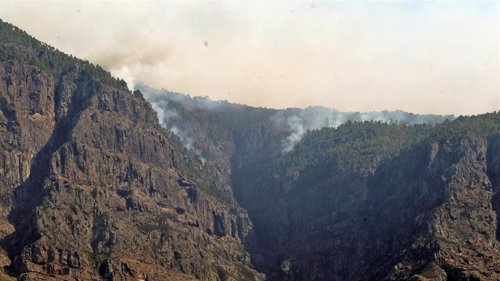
(0, 1), (498, 115)
(0, 17), (500, 281)
(137, 83), (454, 154)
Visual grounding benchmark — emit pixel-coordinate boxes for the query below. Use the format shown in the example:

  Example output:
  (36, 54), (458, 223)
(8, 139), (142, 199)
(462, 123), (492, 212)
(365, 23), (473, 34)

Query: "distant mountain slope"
(238, 117), (500, 281)
(0, 19), (263, 281)
(138, 83), (500, 281)
(138, 84), (453, 154)
(136, 83), (453, 185)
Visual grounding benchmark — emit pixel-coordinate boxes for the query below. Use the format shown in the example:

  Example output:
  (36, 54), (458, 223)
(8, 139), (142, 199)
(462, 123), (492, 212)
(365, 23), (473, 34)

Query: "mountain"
(136, 86), (500, 281)
(237, 119), (500, 281)
(136, 83), (453, 190)
(1, 19), (499, 281)
(0, 20), (263, 281)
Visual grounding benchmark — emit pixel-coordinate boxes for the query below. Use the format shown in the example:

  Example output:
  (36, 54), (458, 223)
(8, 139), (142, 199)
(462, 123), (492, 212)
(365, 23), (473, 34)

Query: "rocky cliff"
(259, 134), (500, 281)
(0, 20), (262, 281)
(1, 19), (500, 281)
(142, 86), (500, 281)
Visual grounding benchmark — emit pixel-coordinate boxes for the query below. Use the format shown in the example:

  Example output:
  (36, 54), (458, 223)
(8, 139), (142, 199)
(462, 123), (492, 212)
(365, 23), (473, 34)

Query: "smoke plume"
(138, 84), (454, 154)
(275, 107), (454, 152)
(140, 84), (207, 163)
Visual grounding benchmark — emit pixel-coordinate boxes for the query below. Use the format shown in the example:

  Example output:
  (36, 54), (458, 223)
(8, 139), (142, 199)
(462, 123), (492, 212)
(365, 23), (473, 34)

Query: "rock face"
(0, 21), (262, 281)
(141, 86), (500, 281)
(243, 134), (500, 281)
(1, 19), (500, 281)
(268, 137), (500, 281)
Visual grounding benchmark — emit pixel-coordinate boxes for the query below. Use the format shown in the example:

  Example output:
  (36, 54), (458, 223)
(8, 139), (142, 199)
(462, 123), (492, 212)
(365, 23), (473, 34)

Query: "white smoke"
(151, 99), (178, 127)
(138, 84), (453, 156)
(143, 88), (206, 164)
(282, 116), (306, 153)
(275, 107), (454, 153)
(170, 126), (206, 164)
(110, 65), (136, 91)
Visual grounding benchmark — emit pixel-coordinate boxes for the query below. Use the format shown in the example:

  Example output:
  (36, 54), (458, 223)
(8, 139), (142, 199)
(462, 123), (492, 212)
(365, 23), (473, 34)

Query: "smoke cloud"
(143, 86), (206, 163)
(139, 85), (453, 153)
(282, 116), (306, 153)
(0, 1), (498, 116)
(170, 126), (206, 164)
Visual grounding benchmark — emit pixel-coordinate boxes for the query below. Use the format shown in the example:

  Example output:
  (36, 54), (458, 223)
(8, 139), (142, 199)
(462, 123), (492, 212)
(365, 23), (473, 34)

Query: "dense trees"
(0, 20), (127, 89)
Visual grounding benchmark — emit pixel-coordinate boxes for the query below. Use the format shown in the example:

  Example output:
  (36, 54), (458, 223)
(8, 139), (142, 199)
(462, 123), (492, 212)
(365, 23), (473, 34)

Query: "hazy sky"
(1, 1), (499, 115)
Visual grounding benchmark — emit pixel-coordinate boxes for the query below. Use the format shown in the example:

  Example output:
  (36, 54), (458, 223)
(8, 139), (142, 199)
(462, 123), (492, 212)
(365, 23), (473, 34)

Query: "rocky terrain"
(0, 20), (262, 281)
(0, 20), (499, 281)
(245, 131), (500, 281)
(141, 88), (500, 281)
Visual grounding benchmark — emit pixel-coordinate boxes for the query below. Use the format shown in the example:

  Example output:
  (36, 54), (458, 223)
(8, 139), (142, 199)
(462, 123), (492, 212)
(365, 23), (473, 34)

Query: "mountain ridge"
(0, 19), (499, 281)
(136, 83), (500, 280)
(0, 19), (263, 281)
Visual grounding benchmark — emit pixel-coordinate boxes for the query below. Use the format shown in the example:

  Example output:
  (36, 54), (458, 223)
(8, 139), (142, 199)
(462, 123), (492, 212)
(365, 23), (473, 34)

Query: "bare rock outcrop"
(0, 22), (263, 281)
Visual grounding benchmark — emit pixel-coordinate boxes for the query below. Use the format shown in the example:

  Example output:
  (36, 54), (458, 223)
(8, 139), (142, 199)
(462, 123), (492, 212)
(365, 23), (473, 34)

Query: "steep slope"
(141, 83), (500, 281)
(253, 121), (500, 281)
(247, 122), (500, 281)
(0, 20), (262, 281)
(136, 84), (452, 190)
(1, 19), (499, 281)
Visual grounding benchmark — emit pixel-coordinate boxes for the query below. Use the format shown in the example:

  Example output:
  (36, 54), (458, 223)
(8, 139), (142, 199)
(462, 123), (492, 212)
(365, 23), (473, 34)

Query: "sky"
(0, 1), (499, 115)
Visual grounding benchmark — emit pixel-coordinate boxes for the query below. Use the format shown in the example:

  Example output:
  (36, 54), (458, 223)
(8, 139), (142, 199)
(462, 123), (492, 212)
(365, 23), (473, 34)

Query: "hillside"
(237, 118), (500, 280)
(0, 20), (262, 281)
(139, 84), (500, 280)
(0, 19), (499, 281)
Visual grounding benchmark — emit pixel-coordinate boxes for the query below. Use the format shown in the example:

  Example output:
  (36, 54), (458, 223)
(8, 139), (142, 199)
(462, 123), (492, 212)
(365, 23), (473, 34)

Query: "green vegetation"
(281, 121), (433, 176)
(0, 19), (128, 89)
(235, 112), (500, 201)
(150, 82), (500, 208)
(430, 112), (500, 140)
(133, 89), (146, 102)
(225, 112), (500, 247)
